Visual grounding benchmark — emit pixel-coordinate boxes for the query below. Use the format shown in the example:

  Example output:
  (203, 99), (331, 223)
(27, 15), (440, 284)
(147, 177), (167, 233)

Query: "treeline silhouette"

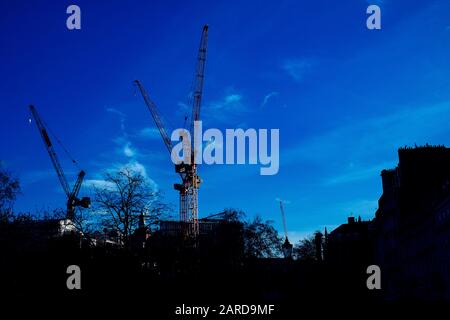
(0, 162), (376, 310)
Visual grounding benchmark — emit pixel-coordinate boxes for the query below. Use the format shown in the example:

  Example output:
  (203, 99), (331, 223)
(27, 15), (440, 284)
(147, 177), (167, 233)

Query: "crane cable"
(41, 118), (81, 170)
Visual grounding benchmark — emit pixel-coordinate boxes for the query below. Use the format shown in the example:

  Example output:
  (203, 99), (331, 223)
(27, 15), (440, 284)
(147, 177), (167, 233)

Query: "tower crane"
(279, 200), (293, 259)
(29, 105), (90, 220)
(135, 25), (208, 236)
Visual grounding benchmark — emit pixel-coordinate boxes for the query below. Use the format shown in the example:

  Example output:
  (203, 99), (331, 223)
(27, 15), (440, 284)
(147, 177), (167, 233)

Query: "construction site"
(0, 26), (333, 314)
(3, 0), (450, 309)
(21, 24), (292, 251)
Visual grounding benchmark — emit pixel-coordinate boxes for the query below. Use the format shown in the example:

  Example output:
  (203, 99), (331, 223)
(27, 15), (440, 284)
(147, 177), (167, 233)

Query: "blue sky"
(1, 0), (450, 243)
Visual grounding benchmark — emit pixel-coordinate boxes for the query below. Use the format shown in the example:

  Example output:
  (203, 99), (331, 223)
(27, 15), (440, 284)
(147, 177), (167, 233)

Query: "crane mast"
(29, 105), (90, 220)
(279, 199), (293, 259)
(279, 200), (289, 240)
(184, 24), (208, 236)
(135, 25), (208, 236)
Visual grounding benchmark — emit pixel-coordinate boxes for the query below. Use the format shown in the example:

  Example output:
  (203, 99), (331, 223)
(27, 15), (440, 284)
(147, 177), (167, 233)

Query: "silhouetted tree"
(93, 167), (167, 247)
(36, 207), (97, 243)
(0, 163), (20, 222)
(221, 208), (245, 222)
(294, 236), (315, 261)
(293, 231), (324, 262)
(243, 216), (282, 258)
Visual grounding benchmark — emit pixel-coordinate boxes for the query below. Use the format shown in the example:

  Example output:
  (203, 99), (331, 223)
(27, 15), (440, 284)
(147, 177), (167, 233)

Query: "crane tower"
(29, 105), (90, 220)
(135, 25), (208, 236)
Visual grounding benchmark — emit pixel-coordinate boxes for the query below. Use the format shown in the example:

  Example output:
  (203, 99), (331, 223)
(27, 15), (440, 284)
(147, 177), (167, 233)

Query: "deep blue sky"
(1, 0), (450, 242)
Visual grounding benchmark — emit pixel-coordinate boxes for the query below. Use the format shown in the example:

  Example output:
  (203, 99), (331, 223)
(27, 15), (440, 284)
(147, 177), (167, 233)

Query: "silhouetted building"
(374, 145), (450, 299)
(314, 232), (323, 262)
(156, 217), (245, 267)
(0, 218), (80, 252)
(327, 216), (372, 269)
(159, 219), (224, 237)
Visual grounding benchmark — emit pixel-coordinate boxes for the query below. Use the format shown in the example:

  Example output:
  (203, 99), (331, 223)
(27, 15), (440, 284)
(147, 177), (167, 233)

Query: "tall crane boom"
(190, 24), (208, 142)
(279, 200), (289, 240)
(29, 105), (71, 197)
(134, 80), (173, 155)
(135, 25), (209, 237)
(279, 199), (293, 259)
(29, 105), (90, 220)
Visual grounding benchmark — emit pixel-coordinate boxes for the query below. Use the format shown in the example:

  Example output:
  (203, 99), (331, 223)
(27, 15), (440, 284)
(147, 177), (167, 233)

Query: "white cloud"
(123, 143), (135, 157)
(106, 107), (126, 118)
(178, 90), (247, 124)
(224, 94), (241, 104)
(202, 92), (247, 123)
(97, 107), (159, 193)
(87, 160), (159, 192)
(282, 58), (315, 82)
(324, 162), (392, 186)
(210, 93), (243, 111)
(261, 91), (279, 107)
(117, 160), (159, 191)
(84, 179), (116, 191)
(123, 161), (148, 178)
(138, 127), (161, 139)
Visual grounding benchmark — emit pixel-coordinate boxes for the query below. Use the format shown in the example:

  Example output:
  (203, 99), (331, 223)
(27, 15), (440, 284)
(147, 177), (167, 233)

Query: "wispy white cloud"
(324, 162), (392, 186)
(85, 160), (159, 192)
(106, 107), (139, 158)
(87, 108), (160, 193)
(123, 142), (135, 157)
(261, 91), (279, 107)
(282, 58), (315, 82)
(137, 127), (161, 140)
(209, 93), (243, 111)
(123, 160), (148, 178)
(106, 107), (126, 118)
(284, 101), (450, 185)
(177, 90), (247, 124)
(84, 179), (116, 191)
(202, 92), (247, 123)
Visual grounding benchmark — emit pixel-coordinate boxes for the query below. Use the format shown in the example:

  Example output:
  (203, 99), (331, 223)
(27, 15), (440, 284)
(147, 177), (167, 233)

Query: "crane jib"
(42, 129), (52, 148)
(29, 104), (90, 219)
